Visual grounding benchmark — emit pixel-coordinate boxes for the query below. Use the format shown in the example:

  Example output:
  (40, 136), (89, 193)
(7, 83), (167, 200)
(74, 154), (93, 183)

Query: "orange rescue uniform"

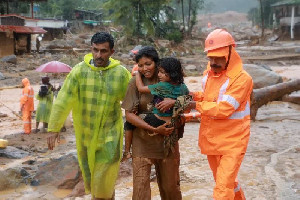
(20, 78), (34, 134)
(194, 47), (253, 200)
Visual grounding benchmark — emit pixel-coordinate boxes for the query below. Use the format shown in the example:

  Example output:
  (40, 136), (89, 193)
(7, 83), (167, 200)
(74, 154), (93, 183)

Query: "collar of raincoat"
(206, 46), (243, 79)
(84, 53), (120, 71)
(22, 78), (30, 87)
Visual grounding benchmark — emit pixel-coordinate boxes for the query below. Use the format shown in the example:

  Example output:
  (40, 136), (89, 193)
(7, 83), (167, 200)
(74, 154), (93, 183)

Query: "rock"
(46, 39), (77, 49)
(34, 152), (80, 188)
(156, 40), (171, 48)
(0, 113), (8, 117)
(0, 72), (5, 80)
(277, 61), (286, 66)
(184, 65), (197, 71)
(68, 175), (85, 197)
(30, 179), (40, 186)
(0, 167), (24, 190)
(0, 146), (29, 158)
(243, 64), (283, 89)
(295, 48), (300, 53)
(1, 55), (17, 64)
(120, 54), (130, 59)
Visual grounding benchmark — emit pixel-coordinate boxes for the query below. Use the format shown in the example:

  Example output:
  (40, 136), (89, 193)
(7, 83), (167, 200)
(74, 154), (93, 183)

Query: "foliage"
(104, 0), (172, 37)
(166, 30), (183, 43)
(0, 1), (29, 15)
(170, 0), (204, 36)
(39, 0), (107, 19)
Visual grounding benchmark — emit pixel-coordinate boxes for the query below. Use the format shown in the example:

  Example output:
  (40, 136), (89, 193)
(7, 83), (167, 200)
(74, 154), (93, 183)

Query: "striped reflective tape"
(217, 78), (229, 102)
(222, 95), (240, 110)
(202, 74), (208, 91)
(229, 102), (250, 119)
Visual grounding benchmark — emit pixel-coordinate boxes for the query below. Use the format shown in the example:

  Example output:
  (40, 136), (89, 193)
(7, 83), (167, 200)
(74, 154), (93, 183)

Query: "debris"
(251, 79), (300, 120)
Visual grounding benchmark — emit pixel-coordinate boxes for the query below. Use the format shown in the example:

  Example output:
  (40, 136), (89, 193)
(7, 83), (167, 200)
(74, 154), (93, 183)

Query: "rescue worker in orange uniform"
(188, 29), (253, 200)
(20, 78), (34, 134)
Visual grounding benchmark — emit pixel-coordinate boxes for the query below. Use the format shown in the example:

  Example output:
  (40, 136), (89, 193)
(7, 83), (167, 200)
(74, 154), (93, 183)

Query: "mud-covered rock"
(0, 146), (29, 159)
(33, 152), (80, 188)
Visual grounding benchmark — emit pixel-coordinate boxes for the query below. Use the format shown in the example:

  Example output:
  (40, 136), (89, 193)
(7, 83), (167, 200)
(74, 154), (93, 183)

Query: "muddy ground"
(0, 73), (300, 200)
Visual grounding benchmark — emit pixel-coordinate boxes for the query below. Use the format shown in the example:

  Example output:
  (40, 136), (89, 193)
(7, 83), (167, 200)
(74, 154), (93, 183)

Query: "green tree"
(172, 0), (204, 37)
(104, 0), (171, 37)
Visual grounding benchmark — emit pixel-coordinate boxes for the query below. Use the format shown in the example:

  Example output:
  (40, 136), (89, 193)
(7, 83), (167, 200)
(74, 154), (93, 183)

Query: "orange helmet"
(204, 29), (235, 52)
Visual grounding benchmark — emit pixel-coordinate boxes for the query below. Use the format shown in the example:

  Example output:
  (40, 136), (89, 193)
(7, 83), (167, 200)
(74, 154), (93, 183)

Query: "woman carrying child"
(122, 46), (188, 200)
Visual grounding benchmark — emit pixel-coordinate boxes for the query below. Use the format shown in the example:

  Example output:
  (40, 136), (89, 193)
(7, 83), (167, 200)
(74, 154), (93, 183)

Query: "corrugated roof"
(0, 25), (47, 34)
(0, 14), (38, 21)
(271, 0), (300, 7)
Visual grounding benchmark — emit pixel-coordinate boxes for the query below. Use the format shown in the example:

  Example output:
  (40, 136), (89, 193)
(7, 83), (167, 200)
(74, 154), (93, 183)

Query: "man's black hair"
(91, 32), (114, 49)
(159, 57), (184, 84)
(135, 46), (159, 65)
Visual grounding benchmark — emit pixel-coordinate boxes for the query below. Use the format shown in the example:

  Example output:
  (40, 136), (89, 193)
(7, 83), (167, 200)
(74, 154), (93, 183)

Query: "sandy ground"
(0, 70), (299, 199)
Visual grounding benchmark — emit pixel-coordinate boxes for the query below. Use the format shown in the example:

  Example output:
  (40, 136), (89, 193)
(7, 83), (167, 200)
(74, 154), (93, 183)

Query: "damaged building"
(0, 15), (46, 57)
(272, 0), (300, 40)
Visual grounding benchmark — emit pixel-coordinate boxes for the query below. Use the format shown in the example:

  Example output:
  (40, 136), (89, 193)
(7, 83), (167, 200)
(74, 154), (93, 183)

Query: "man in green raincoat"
(47, 32), (131, 199)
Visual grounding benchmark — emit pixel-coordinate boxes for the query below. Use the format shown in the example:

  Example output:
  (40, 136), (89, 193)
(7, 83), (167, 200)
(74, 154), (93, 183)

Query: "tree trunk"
(259, 0), (264, 38)
(187, 0), (192, 36)
(251, 79), (300, 120)
(181, 0), (185, 34)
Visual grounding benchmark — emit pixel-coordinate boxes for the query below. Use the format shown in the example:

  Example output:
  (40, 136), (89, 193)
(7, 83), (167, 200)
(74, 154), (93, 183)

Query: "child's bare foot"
(121, 152), (131, 162)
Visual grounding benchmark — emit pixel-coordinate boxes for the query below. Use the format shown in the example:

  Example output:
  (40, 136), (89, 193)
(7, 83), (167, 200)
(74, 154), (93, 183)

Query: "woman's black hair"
(135, 46), (159, 65)
(159, 57), (184, 84)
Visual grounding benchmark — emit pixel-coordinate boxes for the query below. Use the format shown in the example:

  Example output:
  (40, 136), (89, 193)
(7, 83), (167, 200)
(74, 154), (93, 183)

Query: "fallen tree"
(251, 79), (300, 120)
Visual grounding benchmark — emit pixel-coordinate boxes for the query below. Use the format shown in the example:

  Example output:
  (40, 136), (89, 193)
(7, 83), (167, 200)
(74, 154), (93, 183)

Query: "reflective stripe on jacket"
(195, 48), (253, 155)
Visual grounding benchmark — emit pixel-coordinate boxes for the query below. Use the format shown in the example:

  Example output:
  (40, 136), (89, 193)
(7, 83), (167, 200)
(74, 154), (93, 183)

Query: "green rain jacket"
(48, 53), (131, 198)
(35, 87), (53, 123)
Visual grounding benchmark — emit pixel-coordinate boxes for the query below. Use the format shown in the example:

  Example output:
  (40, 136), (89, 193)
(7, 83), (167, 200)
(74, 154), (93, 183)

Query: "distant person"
(20, 78), (34, 134)
(35, 76), (54, 133)
(130, 45), (142, 76)
(47, 32), (131, 200)
(187, 29), (253, 199)
(36, 35), (42, 53)
(208, 22), (212, 28)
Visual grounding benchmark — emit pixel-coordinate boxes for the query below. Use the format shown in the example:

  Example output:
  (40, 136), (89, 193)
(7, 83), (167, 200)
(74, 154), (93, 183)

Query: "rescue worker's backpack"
(38, 85), (48, 97)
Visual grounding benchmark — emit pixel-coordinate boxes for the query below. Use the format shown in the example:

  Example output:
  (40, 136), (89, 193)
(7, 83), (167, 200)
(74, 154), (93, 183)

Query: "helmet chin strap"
(225, 45), (232, 70)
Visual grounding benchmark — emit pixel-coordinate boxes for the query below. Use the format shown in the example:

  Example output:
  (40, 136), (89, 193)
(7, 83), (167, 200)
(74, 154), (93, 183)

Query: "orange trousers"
(22, 110), (32, 134)
(207, 154), (246, 200)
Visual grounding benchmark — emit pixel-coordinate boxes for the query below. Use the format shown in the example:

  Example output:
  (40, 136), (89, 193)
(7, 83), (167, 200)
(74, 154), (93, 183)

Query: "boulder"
(0, 167), (28, 191)
(1, 55), (17, 64)
(0, 146), (29, 159)
(0, 72), (5, 80)
(243, 64), (283, 89)
(184, 65), (197, 71)
(33, 152), (80, 188)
